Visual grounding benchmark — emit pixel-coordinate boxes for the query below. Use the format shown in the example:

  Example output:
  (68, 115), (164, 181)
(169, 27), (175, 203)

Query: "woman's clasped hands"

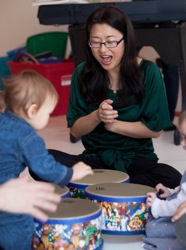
(98, 99), (118, 131)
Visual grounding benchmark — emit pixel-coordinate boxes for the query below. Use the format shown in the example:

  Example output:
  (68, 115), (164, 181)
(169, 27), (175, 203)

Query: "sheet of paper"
(32, 0), (91, 6)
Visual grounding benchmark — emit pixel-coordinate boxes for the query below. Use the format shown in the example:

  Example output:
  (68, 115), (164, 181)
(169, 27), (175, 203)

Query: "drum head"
(53, 184), (69, 198)
(85, 183), (155, 202)
(69, 169), (129, 188)
(46, 198), (102, 224)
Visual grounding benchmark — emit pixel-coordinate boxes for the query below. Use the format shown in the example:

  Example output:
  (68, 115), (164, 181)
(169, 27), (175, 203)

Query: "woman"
(49, 6), (181, 188)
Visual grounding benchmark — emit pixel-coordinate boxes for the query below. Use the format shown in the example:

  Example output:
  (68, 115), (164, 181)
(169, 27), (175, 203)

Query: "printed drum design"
(68, 169), (129, 198)
(85, 183), (155, 235)
(32, 198), (104, 250)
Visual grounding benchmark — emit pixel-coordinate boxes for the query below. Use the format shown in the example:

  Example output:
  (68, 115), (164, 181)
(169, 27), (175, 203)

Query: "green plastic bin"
(26, 32), (68, 57)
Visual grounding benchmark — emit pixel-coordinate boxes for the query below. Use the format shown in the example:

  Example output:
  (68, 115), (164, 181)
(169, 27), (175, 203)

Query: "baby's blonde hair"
(3, 70), (58, 116)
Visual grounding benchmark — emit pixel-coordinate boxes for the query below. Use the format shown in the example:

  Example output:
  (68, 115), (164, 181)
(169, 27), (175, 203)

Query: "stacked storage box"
(7, 32), (75, 116)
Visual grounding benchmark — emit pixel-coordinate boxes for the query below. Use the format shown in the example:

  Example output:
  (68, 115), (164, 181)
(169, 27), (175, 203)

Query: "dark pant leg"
(162, 62), (179, 122)
(48, 149), (111, 169)
(48, 149), (79, 167)
(49, 151), (182, 188)
(31, 149), (182, 188)
(128, 159), (182, 188)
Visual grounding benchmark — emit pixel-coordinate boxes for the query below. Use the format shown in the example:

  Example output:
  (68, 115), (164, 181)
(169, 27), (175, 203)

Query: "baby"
(0, 70), (93, 250)
(143, 111), (186, 250)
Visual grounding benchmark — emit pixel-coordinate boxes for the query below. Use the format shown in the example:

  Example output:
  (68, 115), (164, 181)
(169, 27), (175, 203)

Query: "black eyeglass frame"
(88, 37), (124, 48)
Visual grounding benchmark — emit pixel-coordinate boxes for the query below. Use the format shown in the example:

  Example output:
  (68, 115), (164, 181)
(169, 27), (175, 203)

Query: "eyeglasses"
(88, 37), (124, 48)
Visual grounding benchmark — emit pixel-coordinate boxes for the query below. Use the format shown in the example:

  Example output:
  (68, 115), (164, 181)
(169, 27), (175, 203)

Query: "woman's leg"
(30, 149), (112, 181)
(48, 149), (110, 169)
(128, 159), (182, 188)
(48, 149), (79, 167)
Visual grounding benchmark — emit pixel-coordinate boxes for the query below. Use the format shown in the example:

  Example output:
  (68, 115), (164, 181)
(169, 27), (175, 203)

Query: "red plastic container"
(7, 59), (75, 116)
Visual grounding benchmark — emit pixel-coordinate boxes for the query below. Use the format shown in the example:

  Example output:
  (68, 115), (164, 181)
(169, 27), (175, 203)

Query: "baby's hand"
(156, 183), (170, 198)
(146, 192), (157, 207)
(172, 200), (186, 222)
(71, 162), (93, 181)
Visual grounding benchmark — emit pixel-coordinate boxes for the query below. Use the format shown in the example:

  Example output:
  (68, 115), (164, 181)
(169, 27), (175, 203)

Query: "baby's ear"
(27, 104), (38, 119)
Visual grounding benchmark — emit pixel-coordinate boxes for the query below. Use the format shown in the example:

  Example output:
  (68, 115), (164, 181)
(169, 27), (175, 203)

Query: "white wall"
(0, 1), (67, 56)
(0, 1), (181, 113)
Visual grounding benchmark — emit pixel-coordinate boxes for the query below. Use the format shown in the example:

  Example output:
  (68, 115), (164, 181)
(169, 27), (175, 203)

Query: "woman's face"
(89, 23), (125, 73)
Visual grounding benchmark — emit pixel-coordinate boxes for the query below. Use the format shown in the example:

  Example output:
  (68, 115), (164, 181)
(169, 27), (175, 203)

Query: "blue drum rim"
(124, 177), (130, 183)
(84, 191), (146, 202)
(35, 209), (102, 224)
(102, 229), (145, 236)
(68, 182), (89, 189)
(68, 178), (130, 189)
(60, 192), (70, 198)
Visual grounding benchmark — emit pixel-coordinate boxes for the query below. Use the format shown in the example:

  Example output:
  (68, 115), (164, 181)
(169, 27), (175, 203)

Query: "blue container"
(0, 46), (26, 90)
(0, 57), (11, 90)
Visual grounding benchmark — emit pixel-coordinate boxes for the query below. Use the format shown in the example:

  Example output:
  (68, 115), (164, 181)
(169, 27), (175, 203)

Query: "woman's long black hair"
(79, 5), (144, 106)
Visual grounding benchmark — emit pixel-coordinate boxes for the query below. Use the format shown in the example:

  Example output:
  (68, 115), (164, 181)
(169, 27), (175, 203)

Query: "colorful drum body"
(85, 183), (155, 235)
(68, 169), (129, 198)
(32, 198), (104, 250)
(53, 184), (70, 198)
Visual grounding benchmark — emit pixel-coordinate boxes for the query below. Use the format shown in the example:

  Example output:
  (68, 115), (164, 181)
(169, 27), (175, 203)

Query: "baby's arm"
(71, 162), (93, 181)
(147, 183), (186, 218)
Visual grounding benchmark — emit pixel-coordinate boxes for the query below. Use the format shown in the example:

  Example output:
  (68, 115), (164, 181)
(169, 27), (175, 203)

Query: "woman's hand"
(0, 178), (61, 221)
(70, 99), (117, 138)
(98, 99), (118, 123)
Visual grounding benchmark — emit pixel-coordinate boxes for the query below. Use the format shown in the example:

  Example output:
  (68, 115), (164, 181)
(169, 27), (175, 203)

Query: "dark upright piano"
(37, 0), (186, 144)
